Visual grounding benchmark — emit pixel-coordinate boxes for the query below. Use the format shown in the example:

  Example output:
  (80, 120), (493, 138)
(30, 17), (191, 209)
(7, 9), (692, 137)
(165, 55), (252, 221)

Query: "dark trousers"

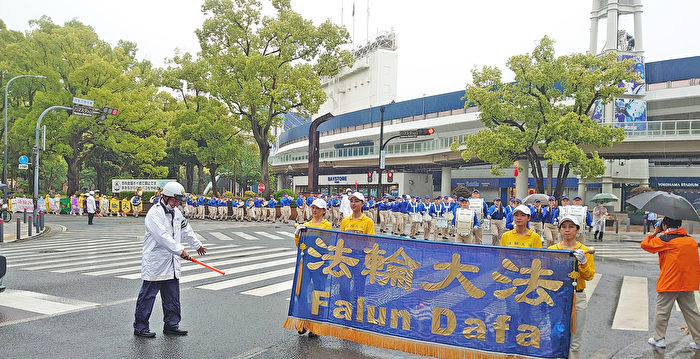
(133, 278), (181, 332)
(87, 213), (94, 224)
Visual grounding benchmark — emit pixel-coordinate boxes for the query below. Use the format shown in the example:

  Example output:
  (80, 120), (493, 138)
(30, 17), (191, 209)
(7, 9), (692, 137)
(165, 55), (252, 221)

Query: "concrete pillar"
(634, 9), (643, 52)
(589, 14), (599, 54)
(441, 167), (452, 196)
(577, 176), (586, 202)
(515, 159), (528, 200)
(277, 176), (284, 190)
(606, 4), (618, 51)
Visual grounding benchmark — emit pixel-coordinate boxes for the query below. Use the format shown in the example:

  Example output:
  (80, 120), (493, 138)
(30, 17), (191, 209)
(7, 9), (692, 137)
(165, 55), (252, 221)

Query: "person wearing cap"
(86, 190), (97, 225)
(591, 202), (607, 242)
(505, 197), (516, 216)
(419, 195), (432, 239)
(399, 195), (411, 237)
(78, 192), (85, 216)
(294, 198), (332, 248)
(445, 196), (457, 238)
(133, 181), (206, 338)
(330, 194), (341, 227)
(304, 193), (314, 221)
(571, 196), (593, 243)
(642, 217), (700, 351)
(429, 196), (447, 241)
(547, 215), (594, 359)
(340, 192), (375, 234)
(453, 197), (480, 243)
(500, 205), (542, 248)
(295, 194), (305, 223)
(470, 190), (489, 243)
(368, 195), (377, 223)
(390, 196), (402, 235)
(542, 196), (559, 247)
(340, 189), (352, 221)
(487, 197), (507, 245)
(407, 196), (422, 239)
(378, 196), (391, 233)
(530, 199), (546, 239)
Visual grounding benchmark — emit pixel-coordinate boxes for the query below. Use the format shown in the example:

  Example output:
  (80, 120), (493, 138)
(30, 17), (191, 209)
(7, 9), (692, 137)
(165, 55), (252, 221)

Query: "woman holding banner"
(548, 215), (595, 359)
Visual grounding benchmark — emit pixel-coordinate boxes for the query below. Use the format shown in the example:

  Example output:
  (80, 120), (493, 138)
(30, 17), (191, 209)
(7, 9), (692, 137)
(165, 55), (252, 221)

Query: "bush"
(243, 190), (257, 201)
(452, 185), (471, 199)
(273, 189), (296, 201)
(222, 191), (234, 198)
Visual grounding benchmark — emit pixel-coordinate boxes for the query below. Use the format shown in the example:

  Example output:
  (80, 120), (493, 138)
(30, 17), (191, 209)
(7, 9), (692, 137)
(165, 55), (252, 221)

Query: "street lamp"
(33, 105), (71, 229)
(4, 74), (46, 202)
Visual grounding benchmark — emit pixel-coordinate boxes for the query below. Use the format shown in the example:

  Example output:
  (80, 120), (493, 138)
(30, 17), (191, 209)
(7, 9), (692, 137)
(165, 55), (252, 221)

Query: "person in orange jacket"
(642, 216), (700, 350)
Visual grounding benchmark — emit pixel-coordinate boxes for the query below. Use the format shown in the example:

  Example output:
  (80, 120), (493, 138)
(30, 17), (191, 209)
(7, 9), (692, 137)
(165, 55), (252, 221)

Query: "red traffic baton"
(188, 257), (225, 275)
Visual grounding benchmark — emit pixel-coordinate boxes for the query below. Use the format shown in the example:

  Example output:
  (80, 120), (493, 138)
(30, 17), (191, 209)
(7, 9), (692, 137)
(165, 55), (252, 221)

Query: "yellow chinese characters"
(307, 237), (359, 278)
(492, 258), (563, 306)
(361, 244), (420, 292)
(421, 253), (485, 298)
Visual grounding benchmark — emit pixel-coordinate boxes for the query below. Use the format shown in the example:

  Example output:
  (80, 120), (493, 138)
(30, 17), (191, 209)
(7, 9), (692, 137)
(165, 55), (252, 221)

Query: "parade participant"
(53, 193), (62, 215)
(183, 195), (192, 218)
(330, 194), (341, 227)
(419, 195), (432, 240)
(571, 196), (592, 243)
(208, 196), (218, 220)
(390, 196), (402, 236)
(368, 195), (377, 222)
(304, 194), (314, 221)
(133, 181), (207, 338)
(547, 215), (595, 359)
(340, 192), (375, 235)
(70, 193), (78, 215)
(530, 199), (546, 238)
(505, 197), (516, 216)
(267, 196), (277, 222)
(339, 189), (352, 220)
(100, 194), (109, 217)
(500, 205), (542, 248)
(78, 193), (85, 216)
(121, 196), (132, 216)
(560, 195), (571, 207)
(505, 198), (524, 230)
(487, 197), (507, 245)
(470, 190), (488, 243)
(44, 193), (52, 215)
(453, 197), (480, 243)
(407, 196), (421, 239)
(279, 193), (291, 223)
(294, 198), (332, 248)
(377, 196), (390, 233)
(429, 196), (447, 241)
(132, 193), (143, 218)
(324, 195), (333, 221)
(542, 196), (559, 247)
(399, 195), (411, 237)
(237, 198), (246, 221)
(642, 217), (700, 350)
(254, 196), (265, 221)
(362, 197), (371, 221)
(444, 196), (456, 238)
(592, 202), (607, 242)
(246, 197), (255, 221)
(220, 196), (229, 221)
(295, 194), (305, 224)
(86, 191), (96, 225)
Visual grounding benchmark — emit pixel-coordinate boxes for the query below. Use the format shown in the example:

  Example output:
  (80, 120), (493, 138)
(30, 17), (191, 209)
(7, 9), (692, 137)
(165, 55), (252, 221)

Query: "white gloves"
(487, 215), (492, 220)
(573, 249), (587, 264)
(294, 224), (307, 237)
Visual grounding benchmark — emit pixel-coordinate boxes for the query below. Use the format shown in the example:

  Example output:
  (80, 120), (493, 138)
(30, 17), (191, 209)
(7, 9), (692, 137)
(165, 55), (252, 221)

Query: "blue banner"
(286, 228), (576, 358)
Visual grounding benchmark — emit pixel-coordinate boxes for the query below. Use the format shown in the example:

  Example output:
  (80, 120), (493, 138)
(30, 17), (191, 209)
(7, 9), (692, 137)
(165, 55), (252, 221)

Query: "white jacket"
(86, 195), (96, 214)
(340, 195), (351, 218)
(141, 202), (202, 281)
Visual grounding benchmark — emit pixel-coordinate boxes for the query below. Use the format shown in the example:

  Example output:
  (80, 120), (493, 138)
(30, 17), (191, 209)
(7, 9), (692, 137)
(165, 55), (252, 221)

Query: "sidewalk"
(0, 215), (49, 243)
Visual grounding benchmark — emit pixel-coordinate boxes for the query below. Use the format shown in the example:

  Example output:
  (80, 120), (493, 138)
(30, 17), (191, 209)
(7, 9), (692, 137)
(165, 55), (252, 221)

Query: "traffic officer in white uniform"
(133, 181), (207, 338)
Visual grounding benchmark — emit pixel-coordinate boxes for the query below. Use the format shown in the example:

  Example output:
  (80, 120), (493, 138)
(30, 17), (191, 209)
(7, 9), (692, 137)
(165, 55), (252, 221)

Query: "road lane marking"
(232, 231), (258, 240)
(587, 273), (602, 297)
(197, 267), (296, 291)
(254, 231), (282, 240)
(241, 280), (293, 296)
(276, 231), (293, 237)
(210, 232), (233, 241)
(176, 256), (297, 284)
(0, 289), (98, 315)
(611, 276), (648, 331)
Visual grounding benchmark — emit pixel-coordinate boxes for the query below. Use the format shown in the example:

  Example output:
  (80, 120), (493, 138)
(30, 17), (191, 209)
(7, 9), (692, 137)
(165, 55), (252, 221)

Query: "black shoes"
(134, 329), (156, 338)
(163, 328), (188, 336)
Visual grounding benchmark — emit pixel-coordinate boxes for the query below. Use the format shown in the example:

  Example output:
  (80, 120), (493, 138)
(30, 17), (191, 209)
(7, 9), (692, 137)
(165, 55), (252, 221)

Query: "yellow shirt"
(500, 228), (542, 248)
(294, 219), (332, 248)
(548, 242), (595, 292)
(340, 214), (375, 235)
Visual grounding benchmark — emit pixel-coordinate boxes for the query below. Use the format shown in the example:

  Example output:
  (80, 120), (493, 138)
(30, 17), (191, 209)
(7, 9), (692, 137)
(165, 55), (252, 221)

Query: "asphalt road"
(0, 215), (699, 359)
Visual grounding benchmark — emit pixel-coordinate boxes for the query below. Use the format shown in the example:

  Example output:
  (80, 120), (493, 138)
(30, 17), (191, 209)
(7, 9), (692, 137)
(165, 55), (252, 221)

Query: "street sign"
(71, 104), (94, 117)
(258, 183), (265, 192)
(18, 155), (29, 164)
(18, 164), (28, 170)
(399, 130), (419, 138)
(72, 97), (94, 107)
(380, 150), (386, 169)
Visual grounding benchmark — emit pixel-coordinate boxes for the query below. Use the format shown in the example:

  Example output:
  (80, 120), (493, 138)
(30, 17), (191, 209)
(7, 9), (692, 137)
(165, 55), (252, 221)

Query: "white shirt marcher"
(340, 194), (352, 218)
(86, 194), (96, 214)
(141, 202), (203, 281)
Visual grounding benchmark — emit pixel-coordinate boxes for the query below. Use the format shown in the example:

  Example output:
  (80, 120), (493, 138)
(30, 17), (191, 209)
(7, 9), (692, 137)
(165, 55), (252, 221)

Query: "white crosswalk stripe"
(276, 231), (293, 237)
(175, 256), (297, 284)
(0, 289), (98, 315)
(254, 231), (282, 240)
(611, 276), (648, 331)
(232, 231), (258, 240)
(241, 280), (293, 297)
(197, 267), (296, 291)
(209, 232), (232, 241)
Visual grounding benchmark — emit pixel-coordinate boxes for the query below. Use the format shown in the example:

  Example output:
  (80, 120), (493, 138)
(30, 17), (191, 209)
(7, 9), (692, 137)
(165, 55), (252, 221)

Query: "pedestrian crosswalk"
(587, 241), (660, 263)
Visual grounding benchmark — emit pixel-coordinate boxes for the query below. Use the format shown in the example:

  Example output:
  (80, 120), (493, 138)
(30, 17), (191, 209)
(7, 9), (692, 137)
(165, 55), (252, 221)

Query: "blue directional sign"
(18, 155), (29, 164)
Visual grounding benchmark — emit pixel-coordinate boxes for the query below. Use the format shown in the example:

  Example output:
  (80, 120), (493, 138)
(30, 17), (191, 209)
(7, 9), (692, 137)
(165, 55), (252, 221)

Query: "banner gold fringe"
(283, 317), (527, 359)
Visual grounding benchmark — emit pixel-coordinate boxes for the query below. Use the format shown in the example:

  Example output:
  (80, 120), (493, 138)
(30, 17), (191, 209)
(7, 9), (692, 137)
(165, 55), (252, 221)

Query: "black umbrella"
(626, 191), (700, 221)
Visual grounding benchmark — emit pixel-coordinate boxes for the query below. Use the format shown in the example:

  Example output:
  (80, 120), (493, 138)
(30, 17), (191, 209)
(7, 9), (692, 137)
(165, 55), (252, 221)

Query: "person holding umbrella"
(592, 202), (608, 242)
(642, 216), (700, 350)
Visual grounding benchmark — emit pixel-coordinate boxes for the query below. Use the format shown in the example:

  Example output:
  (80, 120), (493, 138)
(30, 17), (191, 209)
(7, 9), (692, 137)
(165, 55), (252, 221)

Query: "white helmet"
(162, 181), (186, 201)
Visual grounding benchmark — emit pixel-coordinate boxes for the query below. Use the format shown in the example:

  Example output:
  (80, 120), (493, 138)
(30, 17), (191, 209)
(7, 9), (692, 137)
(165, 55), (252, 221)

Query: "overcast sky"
(3, 0), (699, 101)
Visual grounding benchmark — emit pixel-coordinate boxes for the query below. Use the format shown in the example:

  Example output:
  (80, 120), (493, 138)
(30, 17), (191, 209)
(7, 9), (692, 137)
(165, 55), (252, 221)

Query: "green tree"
(454, 36), (634, 197)
(196, 0), (353, 197)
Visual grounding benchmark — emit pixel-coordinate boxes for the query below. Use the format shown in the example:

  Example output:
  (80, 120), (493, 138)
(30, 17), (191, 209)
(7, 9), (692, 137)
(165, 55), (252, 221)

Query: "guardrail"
(607, 119), (700, 137)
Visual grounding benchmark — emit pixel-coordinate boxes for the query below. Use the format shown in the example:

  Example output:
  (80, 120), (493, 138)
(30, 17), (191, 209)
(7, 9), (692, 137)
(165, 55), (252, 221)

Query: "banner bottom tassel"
(283, 317), (523, 359)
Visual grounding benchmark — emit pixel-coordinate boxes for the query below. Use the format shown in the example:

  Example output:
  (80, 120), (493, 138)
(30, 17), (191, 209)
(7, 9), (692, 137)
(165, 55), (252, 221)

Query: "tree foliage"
(454, 36), (633, 196)
(196, 0), (353, 197)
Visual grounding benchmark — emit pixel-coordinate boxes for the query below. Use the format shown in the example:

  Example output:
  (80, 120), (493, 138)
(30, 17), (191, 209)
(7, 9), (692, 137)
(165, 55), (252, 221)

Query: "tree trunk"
(554, 164), (564, 198)
(554, 163), (571, 199)
(527, 150), (545, 194)
(185, 164), (194, 193)
(259, 144), (270, 198)
(209, 165), (218, 196)
(547, 163), (553, 195)
(65, 157), (81, 196)
(233, 160), (238, 197)
(197, 164), (204, 194)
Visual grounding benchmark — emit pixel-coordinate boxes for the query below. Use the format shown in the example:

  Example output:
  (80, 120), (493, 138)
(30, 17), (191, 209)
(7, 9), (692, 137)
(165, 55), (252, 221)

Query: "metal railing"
(606, 119), (700, 137)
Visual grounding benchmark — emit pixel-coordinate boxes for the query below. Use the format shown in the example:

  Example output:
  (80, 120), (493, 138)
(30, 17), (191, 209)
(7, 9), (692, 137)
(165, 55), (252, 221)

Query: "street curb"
(2, 225), (53, 243)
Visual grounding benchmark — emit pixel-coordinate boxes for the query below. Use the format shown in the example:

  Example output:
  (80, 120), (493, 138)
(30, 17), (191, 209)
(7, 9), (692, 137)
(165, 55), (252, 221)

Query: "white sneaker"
(648, 337), (667, 348)
(690, 342), (700, 350)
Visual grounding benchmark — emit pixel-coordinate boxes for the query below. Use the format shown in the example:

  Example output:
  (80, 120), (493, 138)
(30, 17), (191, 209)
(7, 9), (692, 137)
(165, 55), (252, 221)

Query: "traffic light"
(387, 171), (394, 183)
(102, 107), (118, 116)
(416, 128), (435, 136)
(367, 171), (373, 183)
